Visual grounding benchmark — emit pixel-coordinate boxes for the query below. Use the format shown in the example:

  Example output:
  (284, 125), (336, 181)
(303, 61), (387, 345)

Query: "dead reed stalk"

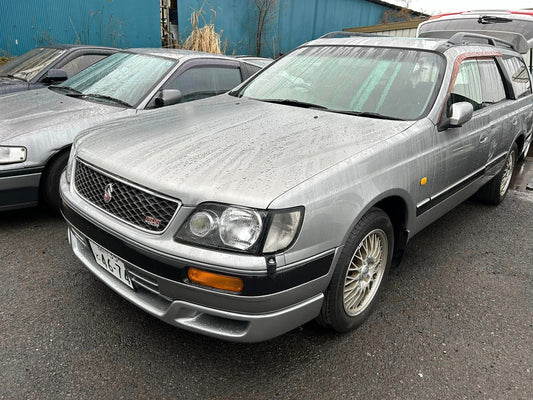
(182, 5), (223, 54)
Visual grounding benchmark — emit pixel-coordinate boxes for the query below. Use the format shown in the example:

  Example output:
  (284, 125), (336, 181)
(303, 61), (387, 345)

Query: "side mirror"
(43, 69), (68, 83)
(154, 89), (182, 108)
(449, 102), (473, 127)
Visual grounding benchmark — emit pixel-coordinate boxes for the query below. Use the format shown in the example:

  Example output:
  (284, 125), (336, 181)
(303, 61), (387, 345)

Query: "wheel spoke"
(344, 278), (359, 292)
(345, 274), (358, 284)
(349, 259), (361, 272)
(344, 284), (362, 309)
(346, 286), (365, 309)
(353, 285), (368, 309)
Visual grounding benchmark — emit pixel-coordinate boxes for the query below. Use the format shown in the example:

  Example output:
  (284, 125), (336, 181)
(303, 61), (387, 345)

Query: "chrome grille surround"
(73, 159), (180, 233)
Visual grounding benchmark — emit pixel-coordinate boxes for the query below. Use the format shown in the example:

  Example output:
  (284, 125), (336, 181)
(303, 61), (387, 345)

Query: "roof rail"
(447, 32), (517, 52)
(320, 31), (378, 39)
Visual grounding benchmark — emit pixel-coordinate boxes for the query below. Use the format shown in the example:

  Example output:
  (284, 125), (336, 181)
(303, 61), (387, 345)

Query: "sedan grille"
(74, 160), (180, 232)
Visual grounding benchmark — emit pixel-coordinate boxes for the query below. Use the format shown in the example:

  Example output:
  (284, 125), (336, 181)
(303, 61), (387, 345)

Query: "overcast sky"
(386, 0), (533, 15)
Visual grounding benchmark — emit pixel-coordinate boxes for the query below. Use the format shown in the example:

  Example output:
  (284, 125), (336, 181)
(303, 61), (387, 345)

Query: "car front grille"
(74, 159), (180, 232)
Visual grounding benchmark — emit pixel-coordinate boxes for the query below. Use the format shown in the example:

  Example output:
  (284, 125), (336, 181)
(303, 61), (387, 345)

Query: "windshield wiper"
(329, 110), (405, 121)
(81, 93), (132, 108)
(478, 16), (512, 24)
(260, 98), (328, 110)
(49, 85), (83, 95)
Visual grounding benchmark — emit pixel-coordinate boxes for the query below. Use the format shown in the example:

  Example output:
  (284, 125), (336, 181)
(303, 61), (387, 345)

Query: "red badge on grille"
(144, 216), (161, 228)
(104, 183), (114, 203)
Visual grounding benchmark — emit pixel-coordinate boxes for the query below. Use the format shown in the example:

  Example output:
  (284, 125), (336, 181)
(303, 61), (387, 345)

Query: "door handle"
(479, 136), (488, 144)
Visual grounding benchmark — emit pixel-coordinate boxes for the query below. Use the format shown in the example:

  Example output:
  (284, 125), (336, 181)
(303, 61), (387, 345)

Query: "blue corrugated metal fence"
(1, 0), (401, 57)
(177, 0), (396, 57)
(0, 0), (161, 55)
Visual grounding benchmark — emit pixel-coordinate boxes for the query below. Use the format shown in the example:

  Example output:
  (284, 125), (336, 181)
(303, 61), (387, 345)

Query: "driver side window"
(449, 58), (507, 114)
(59, 54), (107, 78)
(165, 66), (242, 103)
(449, 60), (482, 112)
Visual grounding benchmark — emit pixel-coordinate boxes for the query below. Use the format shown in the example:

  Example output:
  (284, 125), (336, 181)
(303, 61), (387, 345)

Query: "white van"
(417, 10), (533, 71)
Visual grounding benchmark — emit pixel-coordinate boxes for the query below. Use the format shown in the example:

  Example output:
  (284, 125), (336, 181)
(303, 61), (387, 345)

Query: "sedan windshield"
(0, 47), (66, 82)
(236, 46), (444, 120)
(58, 52), (176, 107)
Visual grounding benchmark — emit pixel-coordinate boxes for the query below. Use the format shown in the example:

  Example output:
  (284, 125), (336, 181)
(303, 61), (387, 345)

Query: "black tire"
(476, 143), (517, 205)
(40, 150), (70, 211)
(317, 207), (394, 333)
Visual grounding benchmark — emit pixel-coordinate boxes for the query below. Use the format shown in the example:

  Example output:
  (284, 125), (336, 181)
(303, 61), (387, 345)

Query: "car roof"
(40, 44), (117, 51)
(37, 45), (240, 61)
(127, 48), (241, 61)
(306, 33), (523, 55)
(307, 34), (452, 52)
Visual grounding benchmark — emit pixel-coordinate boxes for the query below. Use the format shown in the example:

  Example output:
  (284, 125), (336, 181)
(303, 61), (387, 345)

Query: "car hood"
(77, 95), (415, 209)
(0, 88), (126, 142)
(0, 77), (30, 95)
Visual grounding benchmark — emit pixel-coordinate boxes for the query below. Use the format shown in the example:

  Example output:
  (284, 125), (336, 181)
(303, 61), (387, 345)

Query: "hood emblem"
(103, 183), (114, 204)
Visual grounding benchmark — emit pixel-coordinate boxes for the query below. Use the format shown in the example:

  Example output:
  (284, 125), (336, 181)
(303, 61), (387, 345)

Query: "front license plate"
(89, 241), (134, 289)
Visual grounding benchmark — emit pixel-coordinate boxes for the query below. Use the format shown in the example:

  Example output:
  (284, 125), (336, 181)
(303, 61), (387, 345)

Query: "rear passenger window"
(478, 59), (506, 105)
(501, 56), (532, 99)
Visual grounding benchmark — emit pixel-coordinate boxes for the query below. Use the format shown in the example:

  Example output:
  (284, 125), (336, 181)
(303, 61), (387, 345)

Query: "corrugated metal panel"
(0, 0), (161, 56)
(177, 0), (399, 57)
(277, 0), (391, 56)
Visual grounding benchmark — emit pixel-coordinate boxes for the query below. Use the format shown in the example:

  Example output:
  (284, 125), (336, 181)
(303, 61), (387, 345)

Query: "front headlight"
(65, 141), (79, 183)
(0, 146), (26, 165)
(176, 203), (303, 254)
(262, 210), (302, 253)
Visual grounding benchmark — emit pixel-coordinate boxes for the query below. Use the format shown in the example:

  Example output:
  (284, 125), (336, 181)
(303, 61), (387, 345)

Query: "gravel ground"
(1, 190), (532, 400)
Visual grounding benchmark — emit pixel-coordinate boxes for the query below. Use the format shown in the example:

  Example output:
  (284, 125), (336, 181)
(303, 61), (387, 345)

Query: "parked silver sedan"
(0, 49), (262, 211)
(61, 33), (533, 342)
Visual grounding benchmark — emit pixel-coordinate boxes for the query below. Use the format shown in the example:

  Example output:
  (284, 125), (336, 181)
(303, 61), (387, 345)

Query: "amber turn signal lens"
(188, 268), (244, 292)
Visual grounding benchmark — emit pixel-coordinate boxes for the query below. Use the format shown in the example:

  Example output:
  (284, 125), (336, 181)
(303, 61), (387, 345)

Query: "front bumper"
(0, 167), (42, 211)
(61, 201), (338, 342)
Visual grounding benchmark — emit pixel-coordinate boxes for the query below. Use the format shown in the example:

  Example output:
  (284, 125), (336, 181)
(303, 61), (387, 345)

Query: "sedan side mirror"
(43, 69), (68, 83)
(449, 102), (473, 127)
(155, 89), (182, 108)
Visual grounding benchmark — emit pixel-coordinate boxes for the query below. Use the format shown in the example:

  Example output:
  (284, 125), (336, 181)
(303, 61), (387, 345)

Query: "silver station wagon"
(61, 33), (533, 342)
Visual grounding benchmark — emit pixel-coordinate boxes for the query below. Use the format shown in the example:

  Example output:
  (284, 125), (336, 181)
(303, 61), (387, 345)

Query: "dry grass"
(0, 56), (12, 66)
(181, 6), (224, 54)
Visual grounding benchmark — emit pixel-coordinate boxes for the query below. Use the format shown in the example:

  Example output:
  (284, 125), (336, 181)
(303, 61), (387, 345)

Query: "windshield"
(235, 46), (444, 120)
(58, 52), (176, 107)
(0, 47), (66, 82)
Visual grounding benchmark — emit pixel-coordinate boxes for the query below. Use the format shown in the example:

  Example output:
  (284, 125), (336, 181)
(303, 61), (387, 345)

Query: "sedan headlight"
(0, 146), (26, 165)
(176, 203), (303, 254)
(65, 141), (79, 183)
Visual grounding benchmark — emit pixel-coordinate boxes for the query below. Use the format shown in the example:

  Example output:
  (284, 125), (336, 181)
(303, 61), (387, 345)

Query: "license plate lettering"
(89, 241), (133, 289)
